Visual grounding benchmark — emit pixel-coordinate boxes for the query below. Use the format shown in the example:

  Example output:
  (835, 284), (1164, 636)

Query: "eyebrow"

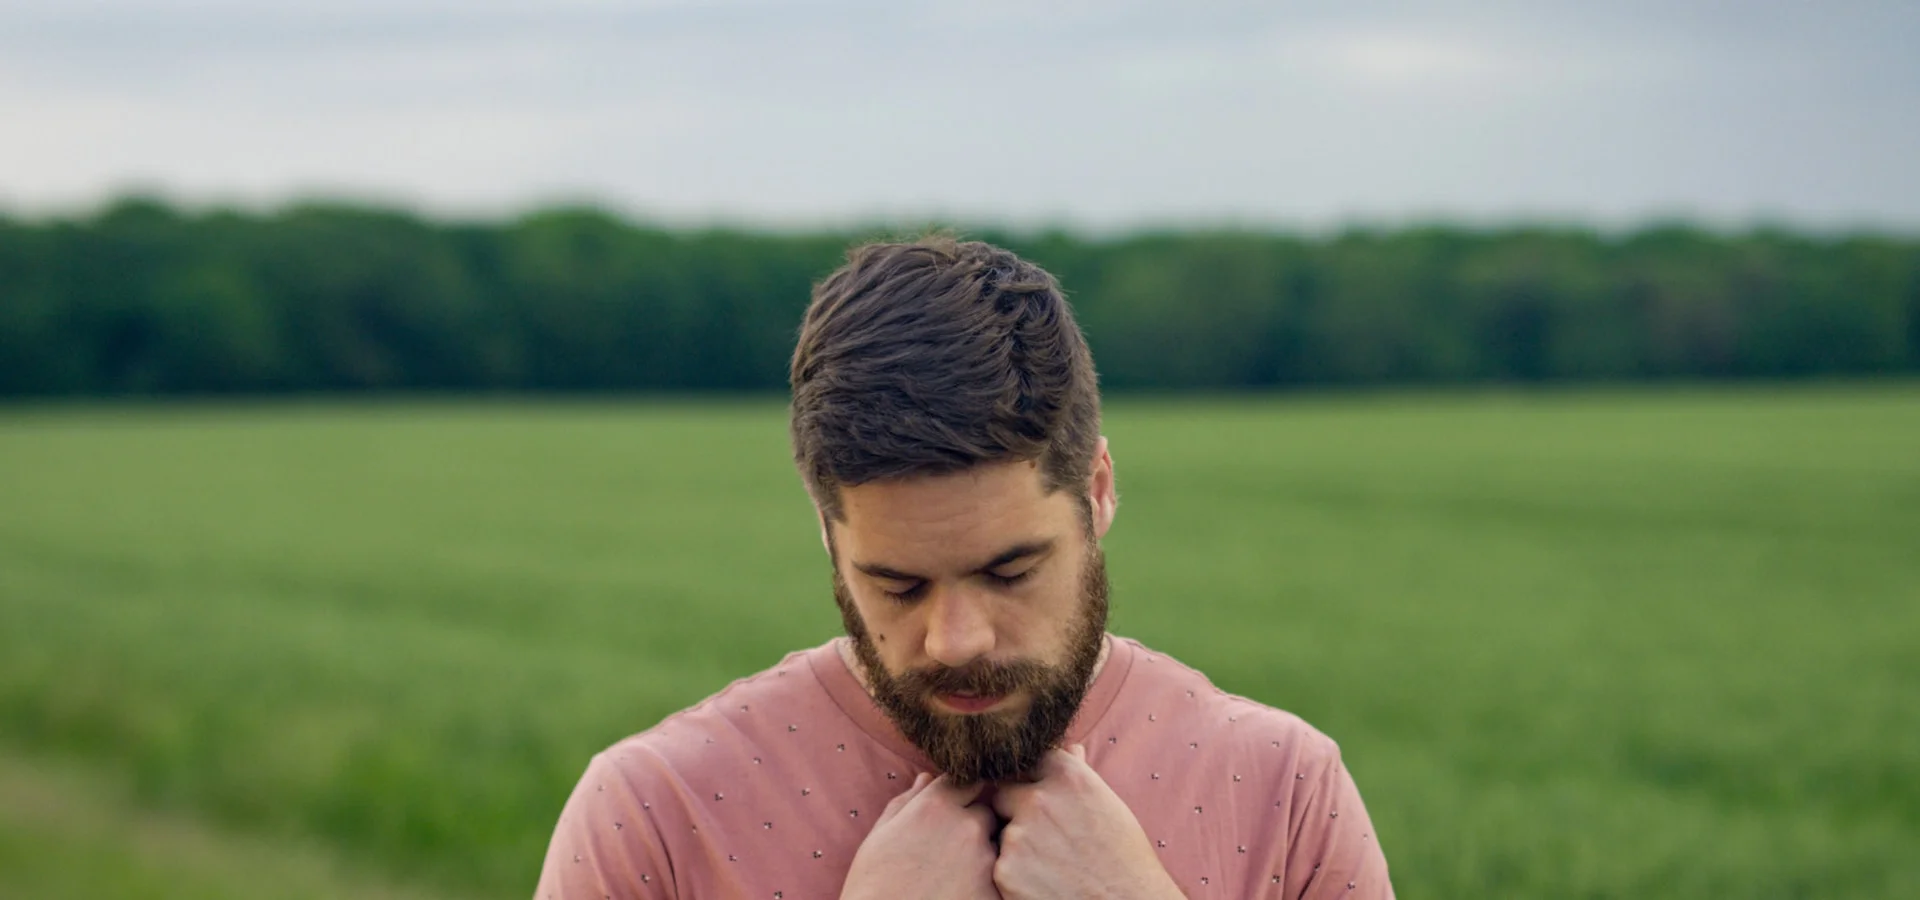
(853, 539), (1056, 582)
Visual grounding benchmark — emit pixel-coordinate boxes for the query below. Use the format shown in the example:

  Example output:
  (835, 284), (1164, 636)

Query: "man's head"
(790, 236), (1114, 785)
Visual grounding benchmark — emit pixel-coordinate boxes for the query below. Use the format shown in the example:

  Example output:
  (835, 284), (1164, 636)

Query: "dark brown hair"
(790, 236), (1100, 522)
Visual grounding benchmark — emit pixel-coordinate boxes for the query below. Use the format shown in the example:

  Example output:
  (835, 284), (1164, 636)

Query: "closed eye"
(881, 581), (928, 604)
(988, 569), (1034, 589)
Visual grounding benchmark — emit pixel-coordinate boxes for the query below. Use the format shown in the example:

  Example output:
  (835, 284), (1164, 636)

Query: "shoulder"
(1111, 637), (1345, 774)
(596, 645), (827, 784)
(1098, 639), (1394, 895)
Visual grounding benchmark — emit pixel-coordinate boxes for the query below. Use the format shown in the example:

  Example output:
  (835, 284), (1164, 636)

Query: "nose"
(922, 585), (996, 669)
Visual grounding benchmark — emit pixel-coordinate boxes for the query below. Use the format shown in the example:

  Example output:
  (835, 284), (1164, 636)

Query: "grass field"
(1, 386), (1916, 899)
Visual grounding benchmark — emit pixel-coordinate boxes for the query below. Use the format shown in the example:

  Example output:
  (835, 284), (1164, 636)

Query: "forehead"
(832, 461), (1074, 567)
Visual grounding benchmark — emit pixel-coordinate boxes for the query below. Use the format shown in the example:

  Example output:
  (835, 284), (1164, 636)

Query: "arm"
(532, 752), (675, 900)
(1284, 744), (1393, 900)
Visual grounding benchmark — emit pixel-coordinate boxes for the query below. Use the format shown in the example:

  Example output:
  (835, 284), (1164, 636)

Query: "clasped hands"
(841, 745), (1185, 900)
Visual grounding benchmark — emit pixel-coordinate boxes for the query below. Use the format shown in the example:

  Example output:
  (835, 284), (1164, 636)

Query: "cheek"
(1022, 570), (1086, 646)
(857, 600), (921, 662)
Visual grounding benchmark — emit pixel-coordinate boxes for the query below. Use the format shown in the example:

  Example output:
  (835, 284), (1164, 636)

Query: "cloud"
(1314, 32), (1504, 85)
(0, 0), (1915, 227)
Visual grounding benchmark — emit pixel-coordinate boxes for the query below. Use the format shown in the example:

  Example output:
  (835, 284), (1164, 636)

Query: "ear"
(1087, 436), (1117, 540)
(817, 509), (833, 557)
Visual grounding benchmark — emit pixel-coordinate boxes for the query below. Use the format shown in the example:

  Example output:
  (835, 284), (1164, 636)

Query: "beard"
(833, 543), (1110, 787)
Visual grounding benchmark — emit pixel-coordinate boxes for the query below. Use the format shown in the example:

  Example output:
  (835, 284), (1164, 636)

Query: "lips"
(936, 691), (1008, 714)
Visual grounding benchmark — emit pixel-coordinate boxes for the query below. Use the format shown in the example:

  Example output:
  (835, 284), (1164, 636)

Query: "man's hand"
(989, 745), (1185, 900)
(841, 772), (1002, 900)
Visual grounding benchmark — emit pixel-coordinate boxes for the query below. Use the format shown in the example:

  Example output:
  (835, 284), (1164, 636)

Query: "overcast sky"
(2, 0), (1916, 230)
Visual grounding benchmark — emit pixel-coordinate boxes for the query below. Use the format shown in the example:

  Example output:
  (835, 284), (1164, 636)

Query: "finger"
(1028, 746), (1079, 781)
(989, 779), (1034, 820)
(1051, 746), (1108, 791)
(993, 749), (1093, 820)
(965, 800), (1000, 838)
(896, 772), (933, 803)
(876, 772), (935, 824)
(996, 816), (1025, 846)
(1057, 745), (1096, 778)
(925, 774), (989, 807)
(988, 815), (1007, 849)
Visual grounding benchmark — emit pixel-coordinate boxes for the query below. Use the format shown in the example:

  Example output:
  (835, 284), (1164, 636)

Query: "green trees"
(0, 199), (1914, 395)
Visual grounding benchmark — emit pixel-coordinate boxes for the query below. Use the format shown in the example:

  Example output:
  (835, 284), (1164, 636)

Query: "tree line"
(2, 197), (1916, 396)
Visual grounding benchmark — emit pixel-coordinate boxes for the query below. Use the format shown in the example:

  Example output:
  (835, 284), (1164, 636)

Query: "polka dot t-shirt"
(534, 636), (1393, 898)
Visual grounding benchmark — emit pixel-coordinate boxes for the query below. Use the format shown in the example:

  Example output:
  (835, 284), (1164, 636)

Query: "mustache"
(895, 660), (1049, 698)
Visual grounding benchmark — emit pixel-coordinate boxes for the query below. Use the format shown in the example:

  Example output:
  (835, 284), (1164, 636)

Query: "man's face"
(826, 450), (1116, 786)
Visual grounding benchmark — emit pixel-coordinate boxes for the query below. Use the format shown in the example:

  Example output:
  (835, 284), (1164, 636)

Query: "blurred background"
(1, 1), (1916, 898)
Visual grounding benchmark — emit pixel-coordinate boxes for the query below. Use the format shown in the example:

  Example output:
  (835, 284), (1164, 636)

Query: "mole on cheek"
(877, 632), (886, 642)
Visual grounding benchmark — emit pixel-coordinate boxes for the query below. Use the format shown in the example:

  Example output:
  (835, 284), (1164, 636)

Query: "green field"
(2, 386), (1916, 899)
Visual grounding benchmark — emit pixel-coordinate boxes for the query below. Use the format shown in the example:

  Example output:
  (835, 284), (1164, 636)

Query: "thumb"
(928, 774), (989, 807)
(876, 772), (933, 825)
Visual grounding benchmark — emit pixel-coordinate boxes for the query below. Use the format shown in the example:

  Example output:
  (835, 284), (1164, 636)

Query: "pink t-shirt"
(535, 636), (1393, 898)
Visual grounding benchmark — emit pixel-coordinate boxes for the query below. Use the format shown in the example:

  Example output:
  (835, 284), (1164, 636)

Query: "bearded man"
(534, 238), (1395, 899)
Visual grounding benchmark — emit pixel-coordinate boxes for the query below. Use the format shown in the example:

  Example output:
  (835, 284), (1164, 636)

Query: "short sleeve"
(1283, 742), (1393, 899)
(533, 752), (676, 900)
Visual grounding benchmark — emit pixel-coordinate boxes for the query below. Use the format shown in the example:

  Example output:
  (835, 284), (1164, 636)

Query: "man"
(535, 237), (1394, 898)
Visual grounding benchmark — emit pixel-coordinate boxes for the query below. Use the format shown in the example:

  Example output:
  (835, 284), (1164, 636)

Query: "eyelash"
(992, 570), (1035, 588)
(882, 570), (1033, 604)
(882, 584), (927, 603)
